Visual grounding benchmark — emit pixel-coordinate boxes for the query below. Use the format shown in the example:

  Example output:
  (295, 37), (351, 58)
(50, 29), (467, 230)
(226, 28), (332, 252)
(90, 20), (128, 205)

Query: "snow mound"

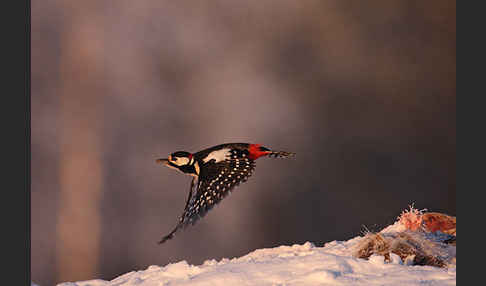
(57, 207), (456, 286)
(57, 238), (455, 286)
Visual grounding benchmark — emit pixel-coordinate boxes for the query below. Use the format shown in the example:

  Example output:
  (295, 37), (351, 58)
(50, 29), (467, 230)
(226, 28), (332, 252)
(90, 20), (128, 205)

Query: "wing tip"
(158, 232), (171, 244)
(158, 236), (171, 244)
(157, 225), (181, 245)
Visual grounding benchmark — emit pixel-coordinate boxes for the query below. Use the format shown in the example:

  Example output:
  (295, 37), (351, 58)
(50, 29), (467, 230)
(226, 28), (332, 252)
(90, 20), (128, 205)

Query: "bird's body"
(156, 143), (294, 244)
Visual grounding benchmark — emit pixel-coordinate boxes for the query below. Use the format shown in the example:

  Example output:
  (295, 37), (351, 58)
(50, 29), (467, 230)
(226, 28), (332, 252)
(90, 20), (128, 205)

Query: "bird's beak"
(156, 158), (169, 165)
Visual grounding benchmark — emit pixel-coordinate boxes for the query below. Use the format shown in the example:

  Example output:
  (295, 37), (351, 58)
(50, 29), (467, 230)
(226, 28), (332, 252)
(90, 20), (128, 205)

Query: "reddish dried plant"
(398, 205), (426, 231)
(398, 204), (456, 236)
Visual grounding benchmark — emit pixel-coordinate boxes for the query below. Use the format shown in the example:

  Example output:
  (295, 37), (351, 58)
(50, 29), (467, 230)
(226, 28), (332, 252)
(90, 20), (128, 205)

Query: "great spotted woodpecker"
(156, 143), (295, 244)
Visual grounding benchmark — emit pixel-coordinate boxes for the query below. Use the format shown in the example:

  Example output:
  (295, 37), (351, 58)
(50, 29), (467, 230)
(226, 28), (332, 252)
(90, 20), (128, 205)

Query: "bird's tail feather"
(267, 150), (295, 158)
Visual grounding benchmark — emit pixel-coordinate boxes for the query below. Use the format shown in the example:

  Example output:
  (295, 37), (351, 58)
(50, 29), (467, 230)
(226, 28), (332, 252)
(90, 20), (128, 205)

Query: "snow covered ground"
(55, 218), (456, 286)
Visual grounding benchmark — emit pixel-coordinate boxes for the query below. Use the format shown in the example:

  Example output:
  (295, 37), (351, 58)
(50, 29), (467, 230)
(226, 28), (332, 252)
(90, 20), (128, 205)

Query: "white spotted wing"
(159, 148), (256, 244)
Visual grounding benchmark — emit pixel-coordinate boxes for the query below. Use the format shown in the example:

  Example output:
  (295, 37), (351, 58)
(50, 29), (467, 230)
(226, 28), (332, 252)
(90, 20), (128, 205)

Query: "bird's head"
(157, 151), (198, 176)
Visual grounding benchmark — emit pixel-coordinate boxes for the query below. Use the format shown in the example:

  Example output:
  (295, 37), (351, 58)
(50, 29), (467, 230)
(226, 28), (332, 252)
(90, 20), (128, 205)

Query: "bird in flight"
(156, 143), (295, 244)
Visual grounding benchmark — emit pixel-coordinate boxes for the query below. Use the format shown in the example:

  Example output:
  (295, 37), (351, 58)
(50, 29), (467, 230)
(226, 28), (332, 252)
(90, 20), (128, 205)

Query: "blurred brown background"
(31, 1), (455, 285)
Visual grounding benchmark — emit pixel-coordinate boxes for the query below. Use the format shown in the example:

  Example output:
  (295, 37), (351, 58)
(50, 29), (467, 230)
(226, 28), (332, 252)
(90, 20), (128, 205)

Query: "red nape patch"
(248, 144), (271, 160)
(188, 153), (193, 159)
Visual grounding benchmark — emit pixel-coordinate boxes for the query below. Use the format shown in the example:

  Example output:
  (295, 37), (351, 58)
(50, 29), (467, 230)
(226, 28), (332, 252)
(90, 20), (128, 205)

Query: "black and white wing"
(158, 177), (198, 244)
(158, 148), (256, 244)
